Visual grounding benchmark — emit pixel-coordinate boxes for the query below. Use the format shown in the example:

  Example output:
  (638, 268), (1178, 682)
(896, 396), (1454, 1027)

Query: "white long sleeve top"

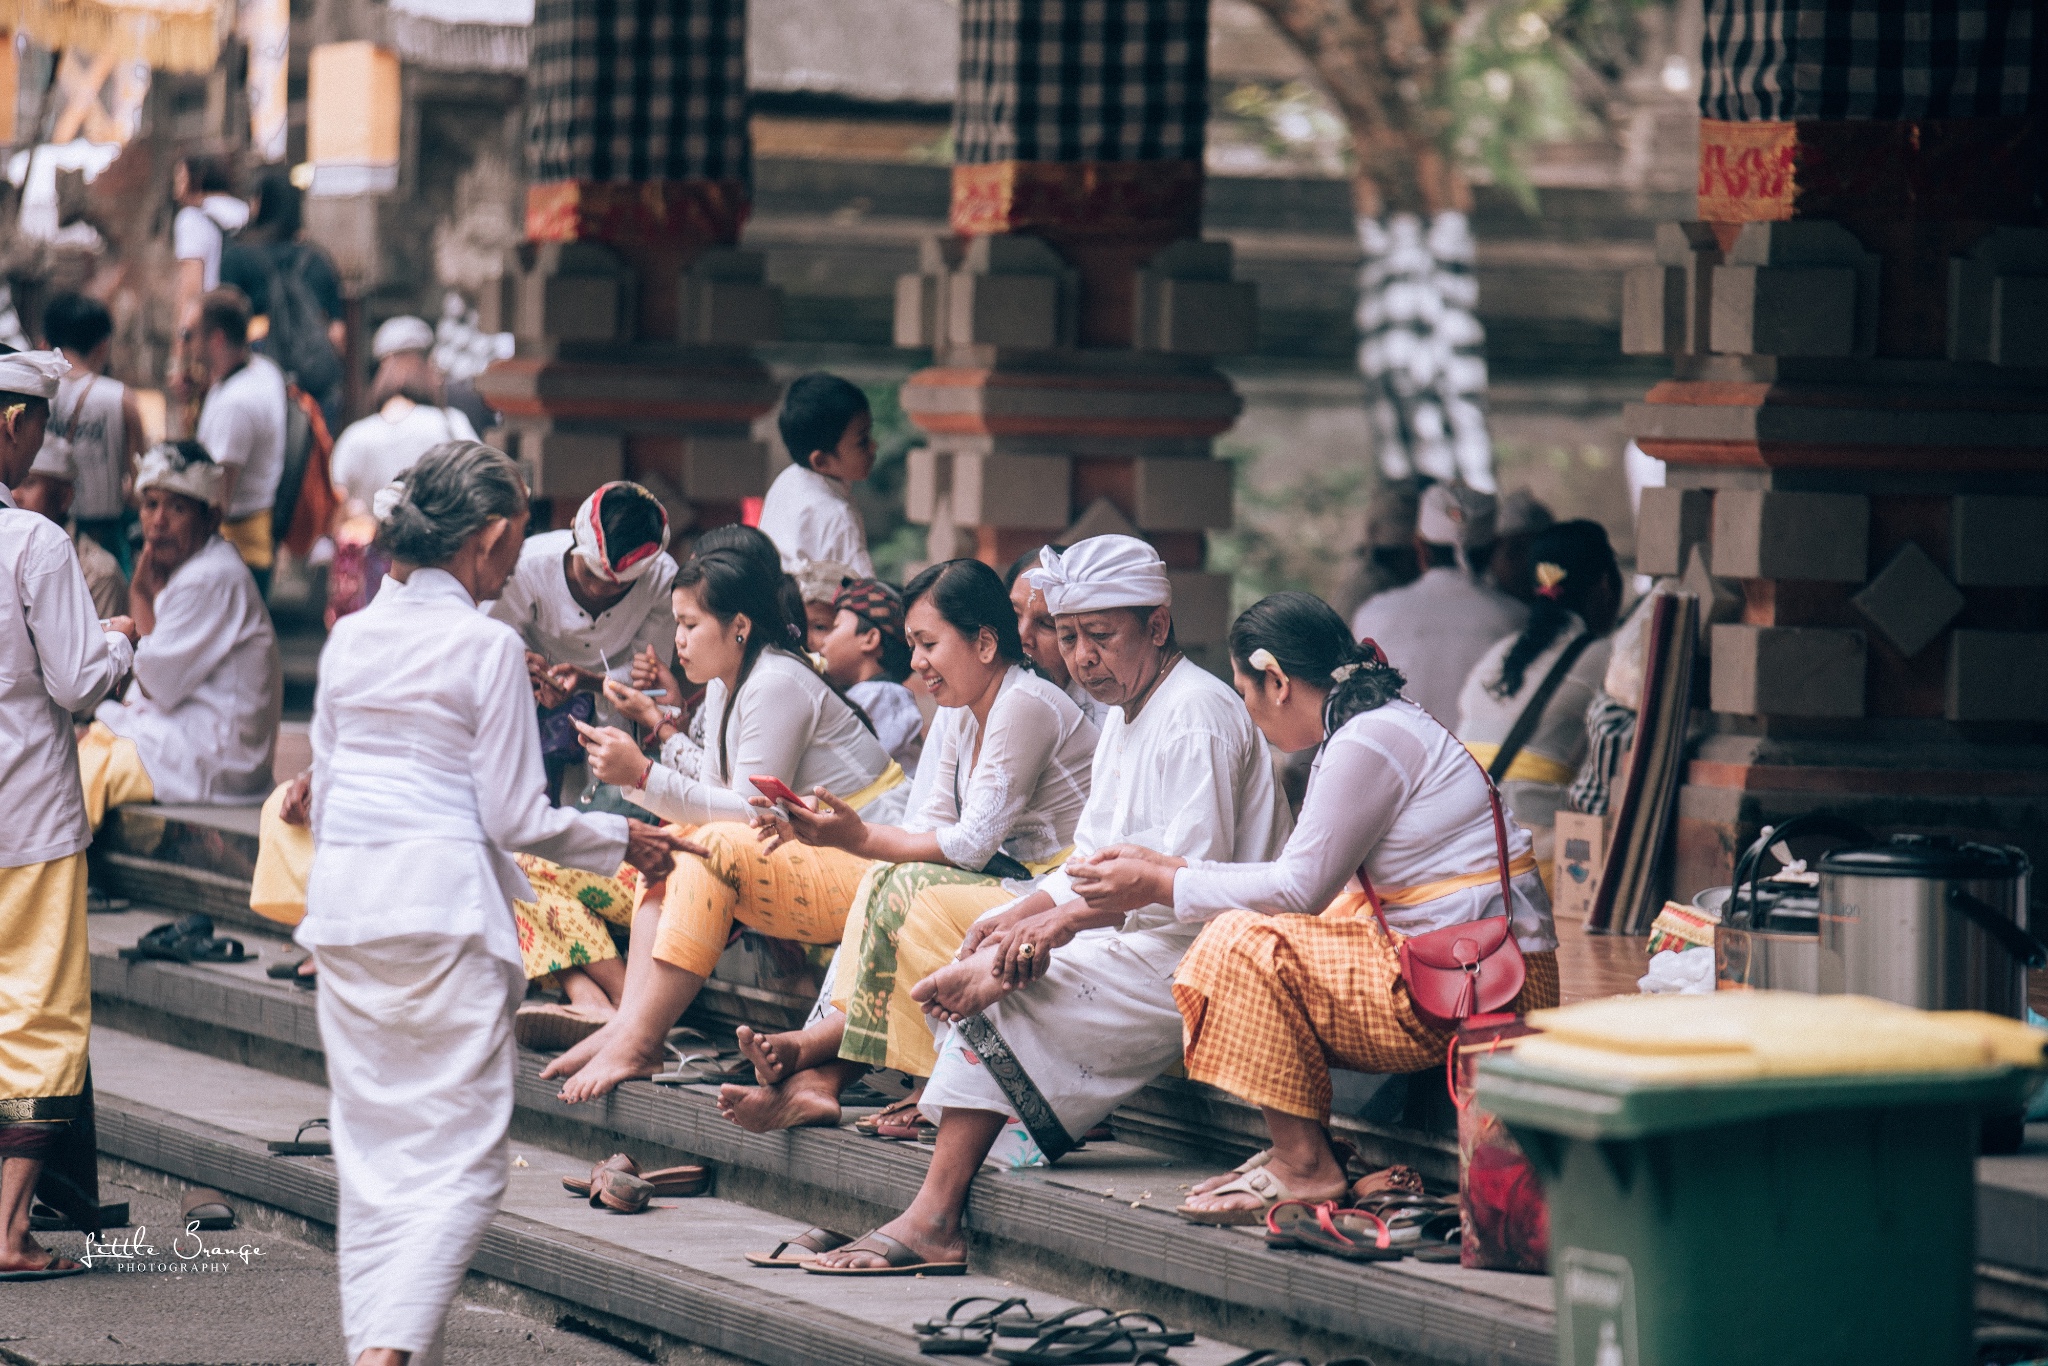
(758, 464), (872, 576)
(906, 665), (1097, 870)
(0, 495), (135, 867)
(486, 529), (678, 730)
(95, 537), (281, 805)
(1172, 699), (1555, 952)
(1454, 613), (1613, 833)
(295, 568), (630, 967)
(629, 648), (898, 827)
(1035, 657), (1293, 937)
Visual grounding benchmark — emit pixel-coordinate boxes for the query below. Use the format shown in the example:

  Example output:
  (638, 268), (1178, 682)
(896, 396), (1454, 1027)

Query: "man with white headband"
(483, 480), (678, 1015)
(807, 533), (1292, 1277)
(1351, 481), (1525, 727)
(9, 432), (127, 620)
(0, 348), (135, 1279)
(82, 440), (282, 819)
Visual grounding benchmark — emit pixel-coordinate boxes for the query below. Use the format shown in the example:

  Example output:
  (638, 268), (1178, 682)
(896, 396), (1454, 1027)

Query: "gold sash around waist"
(1330, 854), (1542, 913)
(1461, 742), (1575, 788)
(842, 761), (907, 811)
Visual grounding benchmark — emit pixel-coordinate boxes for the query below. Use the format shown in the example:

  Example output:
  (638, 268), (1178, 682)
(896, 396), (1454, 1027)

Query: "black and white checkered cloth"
(954, 0), (1208, 164)
(527, 0), (749, 183)
(1700, 0), (2039, 121)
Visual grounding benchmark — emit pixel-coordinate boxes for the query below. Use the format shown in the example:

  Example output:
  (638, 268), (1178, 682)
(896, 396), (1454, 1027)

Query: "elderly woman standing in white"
(293, 441), (684, 1366)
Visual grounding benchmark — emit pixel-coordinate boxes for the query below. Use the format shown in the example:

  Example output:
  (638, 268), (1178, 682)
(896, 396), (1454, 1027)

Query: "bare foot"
(736, 1025), (801, 1085)
(555, 1032), (667, 1104)
(539, 1018), (615, 1080)
(910, 956), (1012, 1022)
(717, 1079), (840, 1133)
(808, 1212), (964, 1271)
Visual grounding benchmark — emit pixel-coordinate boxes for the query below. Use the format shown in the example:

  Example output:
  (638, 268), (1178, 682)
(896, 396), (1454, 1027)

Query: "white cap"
(0, 349), (70, 400)
(136, 442), (226, 509)
(1027, 534), (1171, 616)
(27, 434), (75, 480)
(1416, 483), (1498, 549)
(792, 557), (857, 606)
(372, 315), (436, 360)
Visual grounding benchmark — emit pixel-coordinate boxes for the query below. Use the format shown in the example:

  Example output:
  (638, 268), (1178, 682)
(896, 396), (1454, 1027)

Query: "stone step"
(86, 1027), (1266, 1366)
(87, 909), (1554, 1366)
(90, 803), (1461, 1179)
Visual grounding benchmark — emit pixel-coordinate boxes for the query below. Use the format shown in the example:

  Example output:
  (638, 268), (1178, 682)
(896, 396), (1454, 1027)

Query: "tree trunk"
(1241, 0), (1498, 489)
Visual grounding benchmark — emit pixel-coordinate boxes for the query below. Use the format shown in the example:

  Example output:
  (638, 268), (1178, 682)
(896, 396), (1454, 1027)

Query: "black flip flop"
(29, 1200), (129, 1232)
(0, 1253), (86, 1281)
(118, 914), (214, 962)
(267, 1117), (331, 1156)
(994, 1306), (1113, 1339)
(993, 1325), (1154, 1365)
(1221, 1354), (1314, 1366)
(916, 1295), (1034, 1338)
(184, 935), (250, 963)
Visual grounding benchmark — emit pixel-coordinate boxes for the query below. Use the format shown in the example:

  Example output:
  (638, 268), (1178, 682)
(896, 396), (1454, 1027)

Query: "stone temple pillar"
(1620, 0), (2048, 892)
(476, 0), (782, 531)
(895, 0), (1256, 664)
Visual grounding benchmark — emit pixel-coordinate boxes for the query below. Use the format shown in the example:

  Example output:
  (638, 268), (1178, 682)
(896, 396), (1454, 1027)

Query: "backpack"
(274, 381), (339, 557)
(261, 244), (343, 398)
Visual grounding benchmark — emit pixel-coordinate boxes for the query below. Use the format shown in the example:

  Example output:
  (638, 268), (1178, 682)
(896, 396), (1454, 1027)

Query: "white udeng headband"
(135, 443), (226, 509)
(1026, 534), (1172, 616)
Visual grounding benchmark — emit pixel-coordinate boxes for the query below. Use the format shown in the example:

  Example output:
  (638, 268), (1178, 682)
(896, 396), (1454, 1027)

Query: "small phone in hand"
(749, 775), (807, 807)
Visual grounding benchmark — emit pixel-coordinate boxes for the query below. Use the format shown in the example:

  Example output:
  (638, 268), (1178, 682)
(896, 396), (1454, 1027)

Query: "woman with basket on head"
(1070, 591), (1561, 1226)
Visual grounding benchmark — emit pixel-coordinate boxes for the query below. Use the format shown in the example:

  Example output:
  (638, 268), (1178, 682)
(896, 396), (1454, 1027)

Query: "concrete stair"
(88, 805), (1461, 1179)
(87, 907), (1553, 1366)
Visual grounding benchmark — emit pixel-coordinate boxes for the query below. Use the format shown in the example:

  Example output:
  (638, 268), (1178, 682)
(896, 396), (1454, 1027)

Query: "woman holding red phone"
(544, 548), (905, 1103)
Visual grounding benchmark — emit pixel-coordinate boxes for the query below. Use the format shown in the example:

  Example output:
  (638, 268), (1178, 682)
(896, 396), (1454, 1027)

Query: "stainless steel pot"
(1817, 836), (2042, 1016)
(1707, 814), (1872, 994)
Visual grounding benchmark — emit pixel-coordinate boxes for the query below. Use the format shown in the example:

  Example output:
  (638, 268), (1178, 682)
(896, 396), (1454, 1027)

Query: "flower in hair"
(371, 480), (406, 522)
(1535, 561), (1567, 600)
(1330, 662), (1361, 683)
(1248, 647), (1282, 676)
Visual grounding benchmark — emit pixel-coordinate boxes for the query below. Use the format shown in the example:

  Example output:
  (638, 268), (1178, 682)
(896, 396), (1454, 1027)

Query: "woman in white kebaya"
(544, 546), (904, 1103)
(714, 557), (1099, 1134)
(294, 441), (683, 1366)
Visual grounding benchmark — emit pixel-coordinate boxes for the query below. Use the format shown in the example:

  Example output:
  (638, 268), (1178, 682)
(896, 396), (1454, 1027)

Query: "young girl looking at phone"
(545, 548), (903, 1103)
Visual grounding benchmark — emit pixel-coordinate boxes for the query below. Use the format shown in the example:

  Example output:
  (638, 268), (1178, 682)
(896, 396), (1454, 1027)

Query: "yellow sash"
(1346, 854), (1541, 910)
(1023, 845), (1074, 877)
(251, 782), (313, 927)
(1461, 742), (1574, 788)
(842, 761), (907, 811)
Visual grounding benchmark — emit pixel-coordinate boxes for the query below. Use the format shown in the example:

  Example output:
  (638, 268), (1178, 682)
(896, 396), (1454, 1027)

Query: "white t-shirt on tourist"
(196, 354), (289, 519)
(330, 403), (478, 510)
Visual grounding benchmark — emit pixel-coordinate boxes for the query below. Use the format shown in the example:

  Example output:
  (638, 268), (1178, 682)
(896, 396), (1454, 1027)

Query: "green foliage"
(1205, 441), (1376, 615)
(850, 380), (929, 584)
(1444, 1), (1592, 208)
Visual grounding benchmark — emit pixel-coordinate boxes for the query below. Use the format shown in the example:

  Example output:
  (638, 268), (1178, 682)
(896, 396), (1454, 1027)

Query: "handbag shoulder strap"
(1358, 713), (1516, 941)
(1487, 629), (1596, 783)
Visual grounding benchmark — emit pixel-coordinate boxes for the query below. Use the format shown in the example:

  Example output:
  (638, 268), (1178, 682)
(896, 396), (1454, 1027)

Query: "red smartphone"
(749, 775), (806, 807)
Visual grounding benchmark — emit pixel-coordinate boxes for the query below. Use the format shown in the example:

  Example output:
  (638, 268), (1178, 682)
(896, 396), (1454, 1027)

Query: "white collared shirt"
(96, 537), (281, 805)
(486, 529), (678, 729)
(296, 568), (630, 966)
(636, 649), (897, 826)
(195, 354), (288, 520)
(0, 497), (135, 866)
(907, 665), (1097, 869)
(1033, 657), (1292, 935)
(758, 464), (872, 576)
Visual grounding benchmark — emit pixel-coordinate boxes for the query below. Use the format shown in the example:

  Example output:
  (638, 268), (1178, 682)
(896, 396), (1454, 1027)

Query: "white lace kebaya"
(904, 665), (1097, 870)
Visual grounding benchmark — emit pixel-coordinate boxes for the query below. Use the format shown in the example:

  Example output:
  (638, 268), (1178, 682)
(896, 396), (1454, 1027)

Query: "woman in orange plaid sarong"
(1070, 592), (1560, 1225)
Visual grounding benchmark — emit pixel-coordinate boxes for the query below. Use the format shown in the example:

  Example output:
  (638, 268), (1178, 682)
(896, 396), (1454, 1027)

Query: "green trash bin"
(1473, 1056), (2035, 1366)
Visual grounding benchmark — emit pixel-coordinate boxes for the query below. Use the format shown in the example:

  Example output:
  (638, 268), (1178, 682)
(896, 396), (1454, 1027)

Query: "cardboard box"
(1553, 811), (1608, 921)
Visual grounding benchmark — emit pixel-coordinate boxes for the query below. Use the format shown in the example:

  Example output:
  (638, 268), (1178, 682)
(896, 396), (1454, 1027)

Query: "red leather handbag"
(1358, 752), (1527, 1027)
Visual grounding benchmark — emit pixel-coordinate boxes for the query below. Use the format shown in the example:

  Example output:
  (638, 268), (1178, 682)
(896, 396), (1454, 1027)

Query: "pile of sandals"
(911, 1300), (1195, 1360)
(561, 1152), (709, 1214)
(118, 913), (252, 965)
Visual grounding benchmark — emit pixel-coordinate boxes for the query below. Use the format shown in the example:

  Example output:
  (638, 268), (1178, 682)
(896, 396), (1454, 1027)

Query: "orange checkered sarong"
(1173, 891), (1560, 1122)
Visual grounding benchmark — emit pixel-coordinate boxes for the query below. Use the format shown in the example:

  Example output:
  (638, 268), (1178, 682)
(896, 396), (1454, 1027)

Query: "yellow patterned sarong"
(511, 855), (640, 983)
(1174, 890), (1560, 1122)
(650, 823), (873, 978)
(834, 865), (1010, 1074)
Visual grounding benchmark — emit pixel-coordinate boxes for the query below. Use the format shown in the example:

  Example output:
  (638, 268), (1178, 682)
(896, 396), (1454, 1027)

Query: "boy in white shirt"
(816, 576), (923, 774)
(759, 373), (875, 576)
